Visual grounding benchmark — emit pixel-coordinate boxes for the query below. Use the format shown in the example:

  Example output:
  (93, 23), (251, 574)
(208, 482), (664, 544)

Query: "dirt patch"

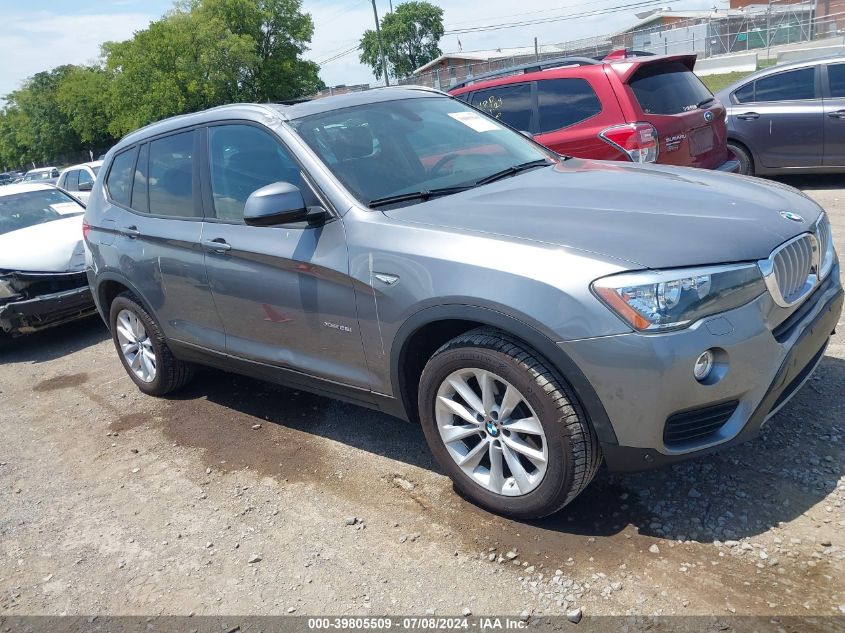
(33, 372), (89, 392)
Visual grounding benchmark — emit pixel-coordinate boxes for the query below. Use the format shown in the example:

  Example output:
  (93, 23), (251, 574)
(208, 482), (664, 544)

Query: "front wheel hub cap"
(435, 368), (548, 497)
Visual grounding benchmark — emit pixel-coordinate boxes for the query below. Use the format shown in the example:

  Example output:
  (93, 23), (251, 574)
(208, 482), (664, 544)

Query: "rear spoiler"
(606, 53), (697, 83)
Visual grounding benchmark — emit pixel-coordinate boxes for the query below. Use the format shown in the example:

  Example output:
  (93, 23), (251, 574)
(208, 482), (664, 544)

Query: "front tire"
(418, 328), (601, 519)
(109, 292), (193, 395)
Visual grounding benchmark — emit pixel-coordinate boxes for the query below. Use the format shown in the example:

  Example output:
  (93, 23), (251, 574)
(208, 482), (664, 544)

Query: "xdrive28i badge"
(780, 211), (804, 222)
(703, 111), (714, 123)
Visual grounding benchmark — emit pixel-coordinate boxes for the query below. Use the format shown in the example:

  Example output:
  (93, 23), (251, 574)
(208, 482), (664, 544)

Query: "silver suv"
(84, 87), (842, 518)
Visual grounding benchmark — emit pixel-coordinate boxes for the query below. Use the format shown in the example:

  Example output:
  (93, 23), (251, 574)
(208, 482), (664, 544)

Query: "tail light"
(599, 122), (658, 163)
(82, 220), (91, 241)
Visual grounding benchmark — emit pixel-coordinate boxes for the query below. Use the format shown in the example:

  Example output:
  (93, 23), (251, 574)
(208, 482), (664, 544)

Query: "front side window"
(106, 148), (138, 207)
(536, 78), (602, 133)
(828, 63), (845, 98)
(753, 67), (815, 102)
(207, 124), (314, 222)
(78, 168), (93, 188)
(470, 82), (533, 131)
(148, 131), (197, 218)
(291, 96), (552, 206)
(0, 189), (84, 236)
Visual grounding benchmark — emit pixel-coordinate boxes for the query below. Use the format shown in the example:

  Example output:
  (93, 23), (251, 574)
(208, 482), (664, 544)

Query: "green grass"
(700, 60), (774, 94)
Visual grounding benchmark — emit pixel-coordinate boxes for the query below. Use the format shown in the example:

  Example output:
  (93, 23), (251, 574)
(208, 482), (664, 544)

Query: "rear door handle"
(202, 238), (232, 253)
(828, 110), (845, 119)
(736, 112), (760, 120)
(122, 226), (140, 238)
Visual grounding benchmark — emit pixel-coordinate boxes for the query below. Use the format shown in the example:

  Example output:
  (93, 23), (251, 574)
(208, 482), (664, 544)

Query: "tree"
(55, 66), (114, 151)
(359, 1), (444, 80)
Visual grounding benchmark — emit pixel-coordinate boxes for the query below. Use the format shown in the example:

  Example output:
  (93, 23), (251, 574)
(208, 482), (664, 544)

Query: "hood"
(384, 159), (823, 269)
(0, 215), (86, 272)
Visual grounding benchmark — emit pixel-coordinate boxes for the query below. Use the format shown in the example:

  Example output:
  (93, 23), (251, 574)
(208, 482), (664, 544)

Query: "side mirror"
(244, 182), (308, 226)
(78, 180), (93, 192)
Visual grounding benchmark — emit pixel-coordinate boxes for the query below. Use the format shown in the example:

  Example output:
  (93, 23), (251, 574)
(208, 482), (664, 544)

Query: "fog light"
(693, 350), (715, 381)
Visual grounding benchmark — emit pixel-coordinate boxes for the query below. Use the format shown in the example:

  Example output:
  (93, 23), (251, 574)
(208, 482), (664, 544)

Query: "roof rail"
(448, 56), (601, 91)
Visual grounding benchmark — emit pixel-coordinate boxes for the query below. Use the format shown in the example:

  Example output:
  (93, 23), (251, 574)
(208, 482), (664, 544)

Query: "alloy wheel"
(435, 368), (548, 496)
(115, 309), (157, 383)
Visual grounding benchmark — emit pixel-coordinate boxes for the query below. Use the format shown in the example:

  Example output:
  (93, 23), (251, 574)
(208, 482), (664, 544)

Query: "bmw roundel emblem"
(703, 111), (714, 123)
(779, 211), (804, 222)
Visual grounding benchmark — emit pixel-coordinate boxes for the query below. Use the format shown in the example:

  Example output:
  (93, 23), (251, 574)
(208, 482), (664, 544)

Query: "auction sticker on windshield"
(448, 111), (501, 132)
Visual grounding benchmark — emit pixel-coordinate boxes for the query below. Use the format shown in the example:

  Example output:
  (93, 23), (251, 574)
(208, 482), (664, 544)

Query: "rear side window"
(470, 82), (533, 132)
(62, 170), (79, 191)
(628, 62), (713, 114)
(733, 83), (755, 104)
(106, 148), (138, 207)
(536, 79), (601, 133)
(148, 131), (197, 218)
(828, 63), (845, 98)
(754, 67), (815, 102)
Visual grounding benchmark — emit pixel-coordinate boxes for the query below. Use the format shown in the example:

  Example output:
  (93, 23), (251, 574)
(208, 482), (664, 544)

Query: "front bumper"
(0, 286), (96, 336)
(560, 265), (843, 472)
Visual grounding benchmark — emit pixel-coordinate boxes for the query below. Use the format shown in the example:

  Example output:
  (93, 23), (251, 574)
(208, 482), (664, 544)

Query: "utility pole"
(534, 37), (539, 61)
(371, 0), (390, 86)
(766, 0), (772, 61)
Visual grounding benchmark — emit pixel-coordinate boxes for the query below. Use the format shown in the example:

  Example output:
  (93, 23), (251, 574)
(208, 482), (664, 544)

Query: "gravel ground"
(0, 175), (843, 621)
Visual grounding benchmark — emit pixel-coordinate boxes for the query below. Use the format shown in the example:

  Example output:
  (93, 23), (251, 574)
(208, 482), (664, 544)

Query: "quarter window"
(536, 79), (601, 133)
(753, 67), (815, 102)
(106, 148), (138, 207)
(63, 170), (80, 191)
(828, 63), (845, 98)
(733, 83), (754, 104)
(207, 124), (313, 222)
(148, 131), (197, 218)
(470, 82), (533, 132)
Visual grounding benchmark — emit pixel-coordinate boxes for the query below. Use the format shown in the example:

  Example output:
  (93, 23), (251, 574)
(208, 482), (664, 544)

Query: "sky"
(0, 0), (720, 97)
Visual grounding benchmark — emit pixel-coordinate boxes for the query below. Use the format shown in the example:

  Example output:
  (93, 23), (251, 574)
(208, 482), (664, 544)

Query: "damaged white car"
(0, 184), (95, 342)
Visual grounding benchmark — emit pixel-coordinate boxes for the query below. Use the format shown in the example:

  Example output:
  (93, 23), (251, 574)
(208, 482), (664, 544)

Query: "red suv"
(449, 53), (739, 172)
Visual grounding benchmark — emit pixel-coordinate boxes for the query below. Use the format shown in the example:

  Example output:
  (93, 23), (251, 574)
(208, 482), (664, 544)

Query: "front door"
(730, 65), (824, 169)
(199, 123), (370, 389)
(823, 62), (845, 167)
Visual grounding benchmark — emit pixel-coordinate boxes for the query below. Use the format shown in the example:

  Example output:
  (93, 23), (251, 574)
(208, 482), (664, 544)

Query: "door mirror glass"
(244, 182), (308, 226)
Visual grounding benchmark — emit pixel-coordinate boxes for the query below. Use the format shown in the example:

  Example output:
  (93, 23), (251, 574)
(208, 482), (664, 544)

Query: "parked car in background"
(85, 90), (839, 518)
(449, 53), (739, 172)
(0, 184), (95, 343)
(58, 161), (103, 204)
(0, 173), (16, 186)
(717, 55), (845, 175)
(23, 167), (60, 184)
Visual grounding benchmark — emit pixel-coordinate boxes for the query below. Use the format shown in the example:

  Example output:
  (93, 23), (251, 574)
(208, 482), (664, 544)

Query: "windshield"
(0, 189), (83, 236)
(290, 96), (553, 207)
(24, 170), (54, 181)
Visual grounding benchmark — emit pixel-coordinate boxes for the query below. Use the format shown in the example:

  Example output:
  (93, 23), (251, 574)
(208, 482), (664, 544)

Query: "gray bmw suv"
(84, 87), (842, 518)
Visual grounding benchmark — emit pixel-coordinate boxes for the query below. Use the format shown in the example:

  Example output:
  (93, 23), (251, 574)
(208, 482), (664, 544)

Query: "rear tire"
(418, 328), (601, 519)
(728, 141), (754, 176)
(109, 292), (193, 395)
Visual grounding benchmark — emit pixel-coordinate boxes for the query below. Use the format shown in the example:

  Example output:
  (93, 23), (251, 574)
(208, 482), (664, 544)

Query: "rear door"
(729, 65), (823, 169)
(823, 62), (845, 166)
(533, 76), (623, 159)
(105, 132), (225, 350)
(619, 58), (729, 169)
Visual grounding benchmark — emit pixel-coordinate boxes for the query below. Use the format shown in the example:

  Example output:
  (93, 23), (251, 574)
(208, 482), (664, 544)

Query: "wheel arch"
(390, 304), (619, 445)
(93, 273), (156, 331)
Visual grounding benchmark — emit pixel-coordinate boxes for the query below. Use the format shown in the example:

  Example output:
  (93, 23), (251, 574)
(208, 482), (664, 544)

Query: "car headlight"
(592, 264), (765, 332)
(0, 278), (16, 301)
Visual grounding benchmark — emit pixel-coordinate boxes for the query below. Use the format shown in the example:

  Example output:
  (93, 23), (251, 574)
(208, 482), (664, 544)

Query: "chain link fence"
(399, 2), (845, 89)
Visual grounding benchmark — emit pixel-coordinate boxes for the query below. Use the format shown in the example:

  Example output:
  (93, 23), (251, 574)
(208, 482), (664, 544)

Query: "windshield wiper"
(697, 97), (716, 108)
(368, 185), (473, 209)
(474, 159), (552, 186)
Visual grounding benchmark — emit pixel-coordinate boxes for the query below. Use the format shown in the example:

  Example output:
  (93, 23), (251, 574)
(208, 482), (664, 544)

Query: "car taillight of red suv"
(449, 52), (740, 173)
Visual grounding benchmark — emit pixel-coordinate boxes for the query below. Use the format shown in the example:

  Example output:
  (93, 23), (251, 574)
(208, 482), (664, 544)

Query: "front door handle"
(202, 238), (232, 253)
(122, 226), (140, 238)
(736, 112), (760, 120)
(828, 110), (845, 119)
